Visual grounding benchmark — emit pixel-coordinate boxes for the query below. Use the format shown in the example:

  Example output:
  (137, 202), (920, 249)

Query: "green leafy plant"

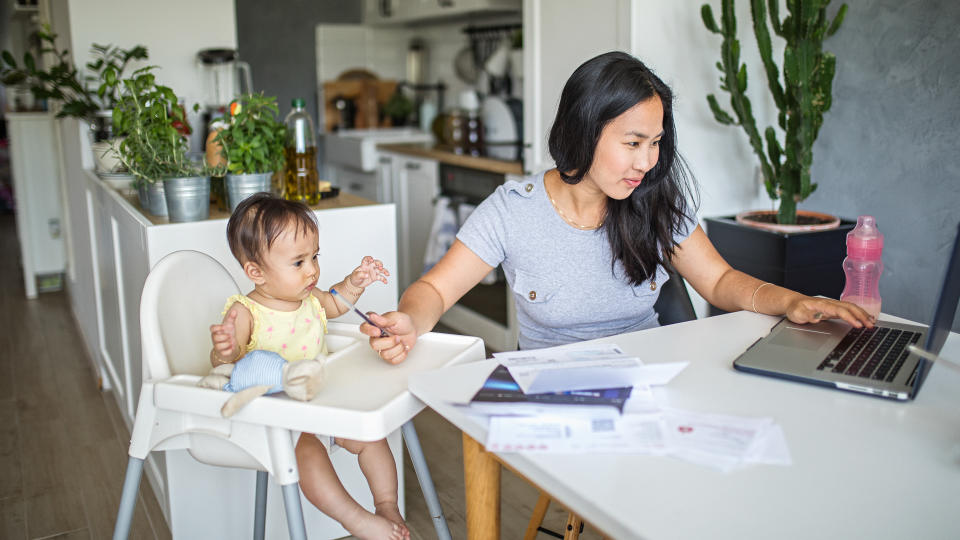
(1, 25), (149, 119)
(383, 89), (414, 124)
(112, 66), (213, 183)
(1, 23), (97, 118)
(85, 43), (149, 110)
(702, 0), (847, 225)
(212, 93), (287, 175)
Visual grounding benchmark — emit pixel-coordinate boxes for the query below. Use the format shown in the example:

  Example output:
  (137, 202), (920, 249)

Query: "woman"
(363, 51), (872, 362)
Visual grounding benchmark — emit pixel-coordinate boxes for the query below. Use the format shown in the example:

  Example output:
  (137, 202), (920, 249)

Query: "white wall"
(632, 1), (780, 219)
(61, 0), (237, 116)
(627, 1), (787, 317)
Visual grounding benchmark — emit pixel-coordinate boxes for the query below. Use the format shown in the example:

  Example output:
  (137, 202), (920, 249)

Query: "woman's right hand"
(361, 311), (416, 365)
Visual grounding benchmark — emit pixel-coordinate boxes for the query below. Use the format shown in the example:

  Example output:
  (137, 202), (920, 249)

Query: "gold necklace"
(546, 182), (603, 230)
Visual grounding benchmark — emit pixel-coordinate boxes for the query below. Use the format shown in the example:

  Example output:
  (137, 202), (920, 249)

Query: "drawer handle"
(349, 183), (364, 191)
(405, 162), (421, 171)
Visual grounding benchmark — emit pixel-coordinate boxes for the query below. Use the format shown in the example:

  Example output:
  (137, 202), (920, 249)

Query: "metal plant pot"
(225, 172), (272, 213)
(138, 180), (168, 217)
(163, 176), (210, 222)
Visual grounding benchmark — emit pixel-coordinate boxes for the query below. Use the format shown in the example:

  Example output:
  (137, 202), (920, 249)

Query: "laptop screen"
(925, 222), (960, 354)
(911, 222), (960, 396)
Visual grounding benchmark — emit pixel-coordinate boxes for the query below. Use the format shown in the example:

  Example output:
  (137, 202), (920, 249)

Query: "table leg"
(463, 432), (500, 540)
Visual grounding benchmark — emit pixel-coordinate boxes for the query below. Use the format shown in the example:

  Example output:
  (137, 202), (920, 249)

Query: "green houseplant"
(113, 66), (217, 220)
(701, 0), (847, 226)
(1, 24), (97, 117)
(85, 42), (149, 142)
(211, 92), (287, 211)
(700, 0), (853, 311)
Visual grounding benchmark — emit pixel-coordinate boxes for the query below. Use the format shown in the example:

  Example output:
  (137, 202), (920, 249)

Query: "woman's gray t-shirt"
(456, 170), (696, 350)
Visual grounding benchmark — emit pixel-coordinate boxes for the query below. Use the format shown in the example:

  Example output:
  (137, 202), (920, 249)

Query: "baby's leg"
(335, 437), (409, 539)
(296, 434), (404, 540)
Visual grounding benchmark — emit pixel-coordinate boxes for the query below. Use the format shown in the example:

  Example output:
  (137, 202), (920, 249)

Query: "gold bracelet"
(751, 282), (773, 314)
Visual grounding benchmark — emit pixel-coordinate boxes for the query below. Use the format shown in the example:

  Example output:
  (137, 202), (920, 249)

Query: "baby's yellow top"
(223, 294), (328, 362)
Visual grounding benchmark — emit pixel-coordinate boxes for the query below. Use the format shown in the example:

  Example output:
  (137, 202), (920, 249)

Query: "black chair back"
(653, 267), (697, 326)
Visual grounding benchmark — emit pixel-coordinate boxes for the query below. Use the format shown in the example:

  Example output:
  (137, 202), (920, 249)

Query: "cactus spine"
(702, 0), (847, 224)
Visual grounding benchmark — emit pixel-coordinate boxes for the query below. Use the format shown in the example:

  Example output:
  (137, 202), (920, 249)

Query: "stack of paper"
(452, 342), (791, 471)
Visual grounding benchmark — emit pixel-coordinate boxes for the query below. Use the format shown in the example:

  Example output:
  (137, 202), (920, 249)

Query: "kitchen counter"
(127, 190), (377, 225)
(378, 142), (524, 176)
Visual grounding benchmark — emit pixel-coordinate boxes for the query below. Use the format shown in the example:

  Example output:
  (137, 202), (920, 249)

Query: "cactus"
(702, 0), (847, 224)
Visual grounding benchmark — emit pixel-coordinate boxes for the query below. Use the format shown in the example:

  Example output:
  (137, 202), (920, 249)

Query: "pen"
(329, 288), (390, 337)
(907, 344), (960, 373)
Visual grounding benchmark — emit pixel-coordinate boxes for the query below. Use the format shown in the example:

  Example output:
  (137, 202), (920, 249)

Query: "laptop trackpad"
(770, 326), (832, 350)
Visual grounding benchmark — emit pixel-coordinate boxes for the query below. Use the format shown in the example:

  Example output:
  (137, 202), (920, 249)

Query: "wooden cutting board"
(323, 79), (398, 132)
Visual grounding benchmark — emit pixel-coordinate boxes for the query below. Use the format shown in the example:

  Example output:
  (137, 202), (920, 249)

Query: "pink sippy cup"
(840, 215), (884, 318)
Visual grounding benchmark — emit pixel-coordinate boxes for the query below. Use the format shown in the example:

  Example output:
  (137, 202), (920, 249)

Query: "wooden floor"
(0, 213), (603, 539)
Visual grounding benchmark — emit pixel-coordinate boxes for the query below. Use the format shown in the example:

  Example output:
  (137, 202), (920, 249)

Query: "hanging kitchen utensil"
(454, 46), (478, 85)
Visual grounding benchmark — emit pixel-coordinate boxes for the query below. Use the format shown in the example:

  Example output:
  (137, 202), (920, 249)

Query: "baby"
(209, 192), (408, 540)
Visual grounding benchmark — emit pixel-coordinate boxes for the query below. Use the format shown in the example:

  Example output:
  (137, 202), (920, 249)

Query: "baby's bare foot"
(345, 511), (404, 540)
(375, 502), (410, 539)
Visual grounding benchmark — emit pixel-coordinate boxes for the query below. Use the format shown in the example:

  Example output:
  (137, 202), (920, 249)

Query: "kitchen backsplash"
(315, 14), (521, 132)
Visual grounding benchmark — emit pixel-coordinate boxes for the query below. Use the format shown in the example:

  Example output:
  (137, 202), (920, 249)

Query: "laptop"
(734, 223), (960, 400)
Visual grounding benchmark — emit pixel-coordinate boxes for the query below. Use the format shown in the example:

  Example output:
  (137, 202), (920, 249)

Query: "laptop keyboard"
(816, 326), (922, 381)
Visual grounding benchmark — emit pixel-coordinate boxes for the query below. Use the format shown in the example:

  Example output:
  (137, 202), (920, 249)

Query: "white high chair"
(112, 250), (484, 540)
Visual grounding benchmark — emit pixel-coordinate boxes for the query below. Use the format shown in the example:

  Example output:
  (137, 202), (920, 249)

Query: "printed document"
(486, 413), (667, 454)
(493, 343), (687, 393)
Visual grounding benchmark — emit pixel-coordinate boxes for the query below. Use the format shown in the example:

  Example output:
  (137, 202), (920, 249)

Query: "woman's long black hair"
(548, 51), (698, 286)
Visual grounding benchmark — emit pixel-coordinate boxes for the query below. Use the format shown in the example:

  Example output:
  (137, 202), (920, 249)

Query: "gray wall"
(806, 0), (960, 331)
(234, 0), (361, 130)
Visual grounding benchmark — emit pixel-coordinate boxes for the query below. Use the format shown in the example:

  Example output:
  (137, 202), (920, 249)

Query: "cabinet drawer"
(336, 167), (380, 202)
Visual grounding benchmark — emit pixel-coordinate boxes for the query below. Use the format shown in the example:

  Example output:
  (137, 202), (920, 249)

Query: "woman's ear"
(244, 261), (265, 284)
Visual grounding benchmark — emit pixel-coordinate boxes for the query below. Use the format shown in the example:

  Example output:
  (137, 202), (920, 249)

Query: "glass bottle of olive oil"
(283, 98), (319, 204)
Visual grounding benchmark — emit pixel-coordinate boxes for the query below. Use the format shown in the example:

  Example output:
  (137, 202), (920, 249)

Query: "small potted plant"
(210, 92), (286, 212)
(84, 43), (149, 179)
(700, 0), (853, 308)
(1, 24), (97, 117)
(112, 66), (219, 221)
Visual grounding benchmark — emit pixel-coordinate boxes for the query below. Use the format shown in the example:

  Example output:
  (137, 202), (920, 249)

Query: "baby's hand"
(349, 256), (390, 289)
(210, 310), (240, 363)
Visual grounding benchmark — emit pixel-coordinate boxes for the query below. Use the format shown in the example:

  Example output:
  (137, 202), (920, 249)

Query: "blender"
(196, 48), (253, 151)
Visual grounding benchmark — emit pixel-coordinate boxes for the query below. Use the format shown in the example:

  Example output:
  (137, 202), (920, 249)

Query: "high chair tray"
(152, 322), (485, 441)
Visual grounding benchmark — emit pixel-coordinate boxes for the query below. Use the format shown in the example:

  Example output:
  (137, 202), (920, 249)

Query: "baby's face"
(257, 224), (321, 303)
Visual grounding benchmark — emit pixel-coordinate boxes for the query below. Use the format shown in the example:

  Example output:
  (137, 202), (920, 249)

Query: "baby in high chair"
(208, 192), (409, 540)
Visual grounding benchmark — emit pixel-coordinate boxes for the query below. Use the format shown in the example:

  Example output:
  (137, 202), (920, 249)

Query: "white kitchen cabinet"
(383, 152), (440, 290)
(364, 0), (520, 25)
(331, 163), (382, 202)
(522, 0), (634, 173)
(5, 112), (66, 298)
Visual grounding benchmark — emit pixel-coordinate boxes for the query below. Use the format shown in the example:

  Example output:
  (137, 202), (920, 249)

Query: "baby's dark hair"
(226, 193), (318, 266)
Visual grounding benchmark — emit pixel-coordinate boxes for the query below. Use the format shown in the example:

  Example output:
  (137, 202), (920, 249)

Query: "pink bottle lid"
(846, 215), (884, 259)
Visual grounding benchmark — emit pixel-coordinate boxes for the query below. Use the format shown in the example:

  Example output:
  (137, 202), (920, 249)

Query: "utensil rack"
(462, 23), (522, 70)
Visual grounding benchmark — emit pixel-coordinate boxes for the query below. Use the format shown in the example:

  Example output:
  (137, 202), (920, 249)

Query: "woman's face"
(583, 96), (664, 200)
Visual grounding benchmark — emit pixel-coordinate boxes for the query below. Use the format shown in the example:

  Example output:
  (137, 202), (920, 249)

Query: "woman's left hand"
(784, 296), (876, 328)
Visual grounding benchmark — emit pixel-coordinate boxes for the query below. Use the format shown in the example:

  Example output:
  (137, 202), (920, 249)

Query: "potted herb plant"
(1, 24), (97, 117)
(85, 43), (149, 140)
(210, 92), (286, 212)
(700, 0), (853, 309)
(112, 66), (218, 221)
(84, 43), (149, 180)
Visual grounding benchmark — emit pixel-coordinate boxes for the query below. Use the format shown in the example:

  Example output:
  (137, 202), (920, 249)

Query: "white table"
(409, 311), (960, 540)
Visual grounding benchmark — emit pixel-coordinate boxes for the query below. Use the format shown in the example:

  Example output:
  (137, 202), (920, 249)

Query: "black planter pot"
(704, 216), (856, 316)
